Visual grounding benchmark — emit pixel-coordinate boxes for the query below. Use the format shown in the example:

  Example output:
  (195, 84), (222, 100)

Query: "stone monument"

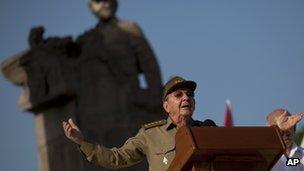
(1, 0), (163, 170)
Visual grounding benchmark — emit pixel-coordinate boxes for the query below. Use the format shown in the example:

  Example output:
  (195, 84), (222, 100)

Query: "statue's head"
(88, 0), (118, 21)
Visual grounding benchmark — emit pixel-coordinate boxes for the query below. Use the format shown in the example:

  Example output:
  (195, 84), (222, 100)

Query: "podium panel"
(168, 126), (285, 171)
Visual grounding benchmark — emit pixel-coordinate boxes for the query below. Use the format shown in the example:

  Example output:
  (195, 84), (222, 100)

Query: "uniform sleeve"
(79, 128), (147, 169)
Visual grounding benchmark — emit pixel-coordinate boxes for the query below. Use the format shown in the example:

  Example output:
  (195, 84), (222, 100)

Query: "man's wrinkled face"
(88, 0), (116, 20)
(280, 127), (295, 148)
(163, 88), (195, 119)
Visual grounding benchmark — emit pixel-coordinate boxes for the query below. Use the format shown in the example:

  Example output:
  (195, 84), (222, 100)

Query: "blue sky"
(1, 0), (304, 170)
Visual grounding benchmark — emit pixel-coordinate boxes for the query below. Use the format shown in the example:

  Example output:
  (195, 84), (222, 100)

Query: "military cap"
(162, 76), (196, 101)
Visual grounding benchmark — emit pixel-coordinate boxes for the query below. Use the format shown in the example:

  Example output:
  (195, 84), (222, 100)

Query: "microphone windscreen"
(202, 119), (217, 127)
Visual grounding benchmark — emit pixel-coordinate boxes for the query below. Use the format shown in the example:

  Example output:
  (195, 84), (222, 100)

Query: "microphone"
(193, 119), (217, 127)
(202, 119), (217, 127)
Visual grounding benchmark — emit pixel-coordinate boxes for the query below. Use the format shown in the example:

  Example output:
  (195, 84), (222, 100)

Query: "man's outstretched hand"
(276, 111), (303, 131)
(62, 118), (84, 145)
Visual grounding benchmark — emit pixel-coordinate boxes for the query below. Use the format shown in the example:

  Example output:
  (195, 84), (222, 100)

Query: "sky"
(1, 0), (304, 170)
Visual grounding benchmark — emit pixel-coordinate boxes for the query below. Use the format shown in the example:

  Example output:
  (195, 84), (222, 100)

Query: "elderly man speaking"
(62, 76), (216, 170)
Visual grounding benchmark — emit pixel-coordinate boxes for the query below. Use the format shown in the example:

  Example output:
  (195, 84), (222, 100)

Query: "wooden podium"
(167, 126), (285, 171)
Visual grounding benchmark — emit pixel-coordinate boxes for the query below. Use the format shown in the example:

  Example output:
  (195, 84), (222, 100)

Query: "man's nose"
(182, 93), (190, 100)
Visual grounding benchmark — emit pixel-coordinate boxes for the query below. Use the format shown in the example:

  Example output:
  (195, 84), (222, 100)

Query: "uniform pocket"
(154, 143), (175, 155)
(150, 143), (176, 170)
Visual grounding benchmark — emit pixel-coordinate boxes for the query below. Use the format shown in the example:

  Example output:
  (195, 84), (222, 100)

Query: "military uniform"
(79, 117), (216, 171)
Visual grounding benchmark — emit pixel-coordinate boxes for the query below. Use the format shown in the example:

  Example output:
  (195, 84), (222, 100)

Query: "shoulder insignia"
(142, 119), (167, 130)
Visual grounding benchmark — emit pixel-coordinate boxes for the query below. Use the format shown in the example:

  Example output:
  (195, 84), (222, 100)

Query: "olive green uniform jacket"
(79, 117), (215, 171)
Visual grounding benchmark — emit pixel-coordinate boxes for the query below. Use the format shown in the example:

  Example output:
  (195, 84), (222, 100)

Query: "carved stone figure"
(1, 0), (163, 170)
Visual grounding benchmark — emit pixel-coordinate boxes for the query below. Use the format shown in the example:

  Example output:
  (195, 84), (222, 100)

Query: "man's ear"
(163, 101), (169, 113)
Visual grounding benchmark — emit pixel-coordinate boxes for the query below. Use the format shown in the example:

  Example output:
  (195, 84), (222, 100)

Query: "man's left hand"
(276, 111), (303, 130)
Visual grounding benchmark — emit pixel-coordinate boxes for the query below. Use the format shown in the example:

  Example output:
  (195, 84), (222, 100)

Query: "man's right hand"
(62, 118), (84, 145)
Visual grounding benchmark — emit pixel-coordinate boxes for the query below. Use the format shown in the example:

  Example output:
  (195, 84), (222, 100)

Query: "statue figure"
(74, 2), (164, 169)
(1, 0), (163, 170)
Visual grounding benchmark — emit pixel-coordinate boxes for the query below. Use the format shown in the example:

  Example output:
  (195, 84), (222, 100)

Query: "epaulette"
(142, 119), (167, 130)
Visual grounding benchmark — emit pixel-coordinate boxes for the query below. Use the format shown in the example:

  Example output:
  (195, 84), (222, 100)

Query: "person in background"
(267, 108), (304, 171)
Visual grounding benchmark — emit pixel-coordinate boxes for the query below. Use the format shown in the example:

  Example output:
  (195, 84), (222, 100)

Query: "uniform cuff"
(79, 141), (95, 157)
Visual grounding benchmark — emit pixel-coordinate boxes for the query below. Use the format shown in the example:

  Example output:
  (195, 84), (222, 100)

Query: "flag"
(224, 99), (233, 127)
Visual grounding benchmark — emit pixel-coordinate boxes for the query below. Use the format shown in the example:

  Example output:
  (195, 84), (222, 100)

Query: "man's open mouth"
(181, 104), (190, 109)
